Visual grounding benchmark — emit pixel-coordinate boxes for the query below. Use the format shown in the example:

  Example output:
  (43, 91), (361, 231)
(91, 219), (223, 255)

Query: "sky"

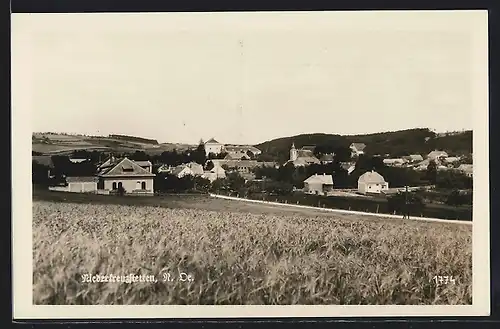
(12, 11), (485, 145)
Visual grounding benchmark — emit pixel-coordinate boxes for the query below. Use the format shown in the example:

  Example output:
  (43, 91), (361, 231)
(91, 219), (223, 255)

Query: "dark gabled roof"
(205, 138), (220, 144)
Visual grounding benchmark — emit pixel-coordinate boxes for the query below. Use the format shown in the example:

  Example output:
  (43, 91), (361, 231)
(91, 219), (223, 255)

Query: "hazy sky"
(13, 11), (482, 145)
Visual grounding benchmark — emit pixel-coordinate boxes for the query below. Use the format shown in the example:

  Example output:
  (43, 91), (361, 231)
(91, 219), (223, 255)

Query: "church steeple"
(290, 142), (298, 161)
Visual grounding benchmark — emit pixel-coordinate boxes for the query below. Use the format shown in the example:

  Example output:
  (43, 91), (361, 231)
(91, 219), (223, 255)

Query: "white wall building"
(357, 170), (389, 194)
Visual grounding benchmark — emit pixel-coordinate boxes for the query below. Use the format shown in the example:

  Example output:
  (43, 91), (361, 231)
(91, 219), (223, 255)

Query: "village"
(32, 134), (473, 220)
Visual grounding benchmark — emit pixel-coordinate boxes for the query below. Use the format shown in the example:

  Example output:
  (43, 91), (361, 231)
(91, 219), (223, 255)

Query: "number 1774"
(432, 276), (456, 285)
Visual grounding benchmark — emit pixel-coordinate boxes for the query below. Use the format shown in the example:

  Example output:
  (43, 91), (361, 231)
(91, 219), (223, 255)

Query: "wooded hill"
(255, 128), (472, 161)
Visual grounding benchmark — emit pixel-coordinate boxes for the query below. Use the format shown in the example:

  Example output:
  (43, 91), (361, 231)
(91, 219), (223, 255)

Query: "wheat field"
(33, 199), (472, 305)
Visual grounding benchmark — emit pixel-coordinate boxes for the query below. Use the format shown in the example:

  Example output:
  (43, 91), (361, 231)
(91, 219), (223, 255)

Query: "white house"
(427, 150), (448, 160)
(350, 143), (366, 157)
(357, 170), (389, 194)
(202, 165), (226, 182)
(403, 154), (424, 162)
(443, 157), (460, 165)
(97, 157), (155, 195)
(303, 173), (334, 196)
(457, 164), (473, 177)
(383, 158), (407, 167)
(204, 138), (224, 156)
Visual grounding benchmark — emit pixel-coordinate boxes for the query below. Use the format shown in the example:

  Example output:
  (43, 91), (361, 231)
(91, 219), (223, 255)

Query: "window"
(142, 182), (146, 190)
(118, 182), (123, 189)
(112, 182), (117, 190)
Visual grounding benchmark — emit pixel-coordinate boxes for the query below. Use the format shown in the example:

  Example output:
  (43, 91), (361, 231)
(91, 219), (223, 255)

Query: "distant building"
(383, 158), (407, 167)
(350, 143), (366, 157)
(157, 162), (203, 178)
(303, 173), (334, 196)
(224, 145), (262, 157)
(202, 165), (226, 182)
(319, 153), (335, 164)
(357, 170), (389, 194)
(403, 154), (424, 162)
(287, 143), (320, 167)
(427, 150), (448, 160)
(443, 157), (460, 165)
(457, 164), (473, 177)
(66, 176), (98, 193)
(340, 162), (356, 175)
(224, 152), (250, 160)
(204, 138), (224, 156)
(97, 157), (155, 195)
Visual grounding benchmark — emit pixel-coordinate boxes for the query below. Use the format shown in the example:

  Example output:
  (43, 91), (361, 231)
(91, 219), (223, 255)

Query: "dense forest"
(255, 128), (472, 162)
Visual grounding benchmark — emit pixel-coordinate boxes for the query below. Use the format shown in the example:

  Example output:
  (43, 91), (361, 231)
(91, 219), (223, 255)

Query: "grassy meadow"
(33, 198), (472, 305)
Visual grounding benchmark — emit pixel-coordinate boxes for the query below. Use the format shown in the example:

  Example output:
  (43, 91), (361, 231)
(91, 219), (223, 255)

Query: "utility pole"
(404, 185), (410, 219)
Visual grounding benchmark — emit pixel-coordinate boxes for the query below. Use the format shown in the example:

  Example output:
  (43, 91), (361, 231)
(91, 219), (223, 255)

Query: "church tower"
(290, 142), (298, 161)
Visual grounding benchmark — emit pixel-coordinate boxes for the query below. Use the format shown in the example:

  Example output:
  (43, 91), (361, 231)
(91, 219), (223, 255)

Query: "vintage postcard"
(12, 10), (489, 318)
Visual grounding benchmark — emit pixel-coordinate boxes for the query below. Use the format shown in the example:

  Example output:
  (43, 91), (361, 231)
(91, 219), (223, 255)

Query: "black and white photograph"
(12, 10), (489, 318)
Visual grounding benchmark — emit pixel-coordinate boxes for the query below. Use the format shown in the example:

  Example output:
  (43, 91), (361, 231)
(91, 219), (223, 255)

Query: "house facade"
(357, 170), (389, 194)
(97, 157), (155, 195)
(202, 165), (226, 182)
(303, 173), (334, 196)
(204, 138), (224, 156)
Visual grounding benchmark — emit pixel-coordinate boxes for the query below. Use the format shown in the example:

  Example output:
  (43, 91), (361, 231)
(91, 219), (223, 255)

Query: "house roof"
(171, 165), (191, 176)
(358, 170), (386, 184)
(66, 176), (98, 183)
(297, 149), (315, 158)
(32, 155), (54, 168)
(98, 157), (155, 177)
(304, 174), (334, 185)
(300, 145), (316, 152)
(224, 152), (250, 160)
(428, 150), (448, 158)
(351, 143), (366, 151)
(320, 154), (334, 161)
(211, 159), (259, 168)
(205, 138), (220, 144)
(458, 164), (473, 173)
(224, 145), (261, 153)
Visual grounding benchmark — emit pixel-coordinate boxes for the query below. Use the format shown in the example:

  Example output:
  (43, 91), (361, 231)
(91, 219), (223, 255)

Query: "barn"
(66, 176), (98, 193)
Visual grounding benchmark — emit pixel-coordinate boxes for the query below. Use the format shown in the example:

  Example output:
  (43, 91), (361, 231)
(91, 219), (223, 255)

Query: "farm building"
(383, 158), (407, 167)
(224, 145), (262, 157)
(202, 165), (226, 182)
(66, 176), (98, 193)
(97, 157), (155, 195)
(403, 154), (423, 162)
(357, 170), (389, 194)
(303, 173), (334, 196)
